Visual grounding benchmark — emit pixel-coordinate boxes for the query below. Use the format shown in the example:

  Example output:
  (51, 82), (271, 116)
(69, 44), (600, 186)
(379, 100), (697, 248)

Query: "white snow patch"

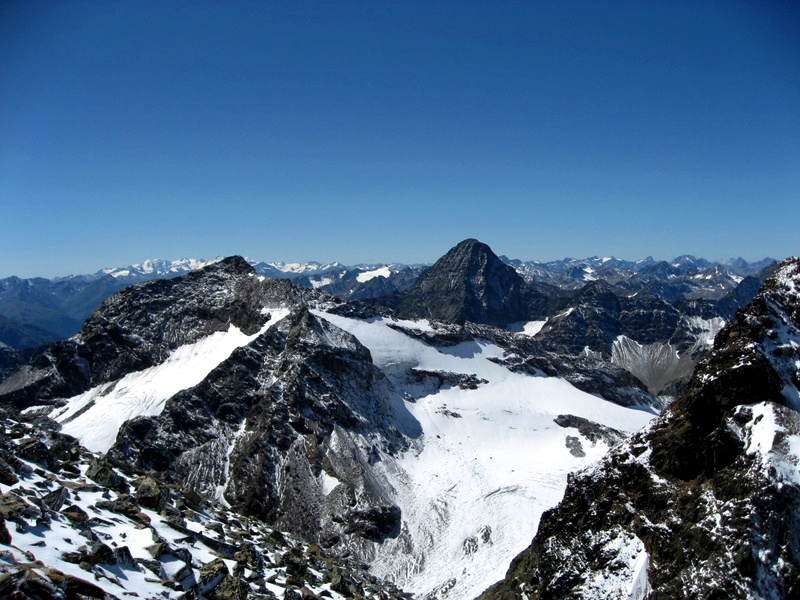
(309, 276), (335, 288)
(507, 320), (548, 337)
(321, 471), (341, 496)
(743, 401), (800, 484)
(629, 547), (651, 600)
(356, 266), (392, 283)
(215, 420), (250, 507)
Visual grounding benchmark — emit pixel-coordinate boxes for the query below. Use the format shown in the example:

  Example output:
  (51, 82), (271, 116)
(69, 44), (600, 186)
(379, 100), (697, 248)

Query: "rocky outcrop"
(716, 274), (764, 320)
(536, 281), (622, 355)
(317, 266), (424, 301)
(480, 257), (800, 599)
(535, 279), (752, 396)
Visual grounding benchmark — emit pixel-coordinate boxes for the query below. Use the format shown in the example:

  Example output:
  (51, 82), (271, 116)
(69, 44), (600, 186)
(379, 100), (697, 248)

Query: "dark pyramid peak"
(427, 238), (504, 274)
(454, 237), (482, 248)
(396, 239), (533, 326)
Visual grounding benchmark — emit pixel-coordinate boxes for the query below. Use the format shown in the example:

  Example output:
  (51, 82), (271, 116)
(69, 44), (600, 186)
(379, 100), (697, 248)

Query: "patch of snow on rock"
(51, 310), (290, 452)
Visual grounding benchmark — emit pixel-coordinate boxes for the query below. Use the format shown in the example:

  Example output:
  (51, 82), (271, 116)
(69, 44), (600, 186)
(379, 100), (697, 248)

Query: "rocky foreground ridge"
(480, 257), (800, 599)
(0, 404), (410, 599)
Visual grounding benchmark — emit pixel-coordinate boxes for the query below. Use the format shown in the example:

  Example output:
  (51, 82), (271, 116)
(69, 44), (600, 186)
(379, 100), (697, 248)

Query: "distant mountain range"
(0, 252), (776, 352)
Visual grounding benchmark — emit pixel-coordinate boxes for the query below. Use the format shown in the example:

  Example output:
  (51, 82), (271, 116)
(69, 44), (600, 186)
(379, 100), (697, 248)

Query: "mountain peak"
(208, 254), (254, 275)
(396, 239), (537, 326)
(435, 238), (503, 269)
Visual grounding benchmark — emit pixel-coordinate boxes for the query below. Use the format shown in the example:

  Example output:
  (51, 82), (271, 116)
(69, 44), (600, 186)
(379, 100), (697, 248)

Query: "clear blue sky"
(1, 0), (798, 277)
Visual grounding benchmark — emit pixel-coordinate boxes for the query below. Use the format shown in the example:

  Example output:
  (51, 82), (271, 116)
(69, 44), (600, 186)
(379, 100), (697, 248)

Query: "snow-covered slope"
(316, 312), (654, 598)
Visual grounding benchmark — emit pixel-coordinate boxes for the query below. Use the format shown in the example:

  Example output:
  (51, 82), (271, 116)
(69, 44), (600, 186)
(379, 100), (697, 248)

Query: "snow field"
(317, 312), (654, 598)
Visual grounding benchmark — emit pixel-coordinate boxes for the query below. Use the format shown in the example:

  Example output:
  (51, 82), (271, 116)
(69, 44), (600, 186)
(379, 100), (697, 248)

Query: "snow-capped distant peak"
(100, 257), (220, 279)
(267, 261), (343, 274)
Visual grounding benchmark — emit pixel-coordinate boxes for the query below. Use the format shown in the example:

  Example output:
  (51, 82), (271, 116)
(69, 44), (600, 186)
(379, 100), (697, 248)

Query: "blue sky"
(1, 1), (798, 277)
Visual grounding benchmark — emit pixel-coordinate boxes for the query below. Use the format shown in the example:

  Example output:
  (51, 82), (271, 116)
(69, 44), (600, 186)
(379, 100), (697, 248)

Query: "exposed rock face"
(539, 285), (714, 358)
(536, 280), (751, 396)
(536, 281), (622, 355)
(108, 307), (413, 550)
(396, 239), (553, 326)
(0, 257), (329, 409)
(513, 255), (767, 398)
(316, 266), (424, 301)
(480, 257), (800, 600)
(716, 275), (764, 320)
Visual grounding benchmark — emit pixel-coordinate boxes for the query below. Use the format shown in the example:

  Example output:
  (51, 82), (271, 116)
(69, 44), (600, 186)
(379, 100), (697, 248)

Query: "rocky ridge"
(0, 253), (665, 599)
(479, 257), (800, 599)
(0, 257), (333, 410)
(107, 306), (414, 552)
